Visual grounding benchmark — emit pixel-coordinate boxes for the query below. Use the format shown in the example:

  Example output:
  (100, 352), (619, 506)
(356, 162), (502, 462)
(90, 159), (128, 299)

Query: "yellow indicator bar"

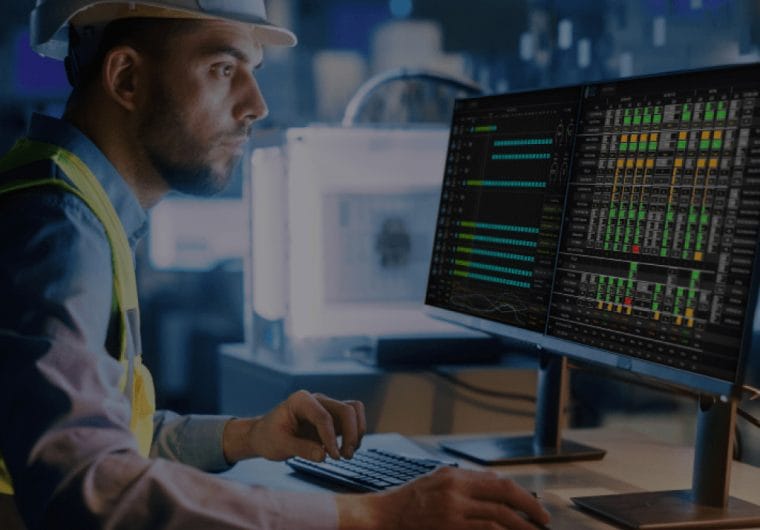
(713, 130), (723, 139)
(621, 134), (629, 143)
(607, 302), (614, 311)
(616, 305), (623, 313)
(701, 131), (711, 140)
(697, 158), (707, 168)
(640, 133), (648, 142)
(626, 307), (633, 315)
(675, 158), (684, 168)
(676, 316), (683, 326)
(709, 159), (718, 169)
(598, 301), (604, 310)
(694, 251), (703, 261)
(627, 160), (635, 169)
(647, 159), (655, 169)
(653, 311), (661, 321)
(636, 159), (645, 169)
(687, 319), (694, 328)
(631, 134), (639, 142)
(617, 159), (625, 168)
(679, 131), (688, 140)
(685, 308), (695, 318)
(650, 132), (659, 141)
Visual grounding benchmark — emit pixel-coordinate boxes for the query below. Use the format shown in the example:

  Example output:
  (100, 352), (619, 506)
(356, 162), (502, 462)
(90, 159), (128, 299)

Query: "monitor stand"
(439, 353), (606, 464)
(573, 396), (760, 529)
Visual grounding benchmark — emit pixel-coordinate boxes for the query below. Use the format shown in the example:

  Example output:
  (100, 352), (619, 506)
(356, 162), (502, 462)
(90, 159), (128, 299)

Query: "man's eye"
(212, 64), (235, 77)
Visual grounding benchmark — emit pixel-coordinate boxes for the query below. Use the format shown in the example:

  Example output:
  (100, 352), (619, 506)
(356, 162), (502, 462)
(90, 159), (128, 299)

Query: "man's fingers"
(345, 400), (366, 448)
(468, 473), (550, 525)
(289, 439), (327, 462)
(291, 391), (340, 459)
(314, 393), (361, 458)
(465, 499), (545, 530)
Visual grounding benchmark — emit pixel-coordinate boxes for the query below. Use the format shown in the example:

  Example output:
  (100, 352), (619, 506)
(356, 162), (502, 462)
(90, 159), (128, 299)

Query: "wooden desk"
(222, 428), (760, 530)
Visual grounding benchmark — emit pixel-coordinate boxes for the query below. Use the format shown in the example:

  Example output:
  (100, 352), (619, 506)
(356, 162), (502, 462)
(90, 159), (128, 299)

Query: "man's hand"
(336, 467), (551, 530)
(223, 390), (366, 464)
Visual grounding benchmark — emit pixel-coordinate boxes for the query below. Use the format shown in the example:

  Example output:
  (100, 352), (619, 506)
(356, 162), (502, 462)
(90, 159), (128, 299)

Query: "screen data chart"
(426, 87), (581, 332)
(548, 66), (760, 382)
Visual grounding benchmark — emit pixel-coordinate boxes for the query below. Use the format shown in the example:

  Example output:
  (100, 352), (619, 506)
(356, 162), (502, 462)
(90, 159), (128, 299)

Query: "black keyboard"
(286, 448), (457, 492)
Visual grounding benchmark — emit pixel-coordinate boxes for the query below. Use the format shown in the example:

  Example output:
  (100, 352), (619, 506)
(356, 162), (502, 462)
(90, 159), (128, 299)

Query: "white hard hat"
(31, 0), (297, 60)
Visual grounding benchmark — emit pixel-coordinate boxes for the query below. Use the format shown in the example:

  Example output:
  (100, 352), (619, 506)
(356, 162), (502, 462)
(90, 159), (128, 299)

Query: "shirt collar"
(26, 113), (149, 247)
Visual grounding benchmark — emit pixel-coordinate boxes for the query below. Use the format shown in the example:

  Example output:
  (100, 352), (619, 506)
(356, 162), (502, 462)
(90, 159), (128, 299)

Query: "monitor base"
(440, 435), (606, 465)
(573, 490), (760, 529)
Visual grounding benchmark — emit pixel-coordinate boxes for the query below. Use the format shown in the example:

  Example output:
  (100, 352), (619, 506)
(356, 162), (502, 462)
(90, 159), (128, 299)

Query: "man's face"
(137, 20), (267, 196)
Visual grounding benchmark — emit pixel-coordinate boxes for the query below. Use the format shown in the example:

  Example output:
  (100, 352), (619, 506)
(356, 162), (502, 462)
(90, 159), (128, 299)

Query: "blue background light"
(389, 0), (413, 19)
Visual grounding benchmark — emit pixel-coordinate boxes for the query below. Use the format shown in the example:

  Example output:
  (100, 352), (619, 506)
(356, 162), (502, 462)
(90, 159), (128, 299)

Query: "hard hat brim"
(31, 1), (297, 60)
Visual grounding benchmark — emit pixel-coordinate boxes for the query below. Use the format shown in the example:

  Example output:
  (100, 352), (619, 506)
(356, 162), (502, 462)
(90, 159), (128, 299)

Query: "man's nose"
(235, 73), (269, 125)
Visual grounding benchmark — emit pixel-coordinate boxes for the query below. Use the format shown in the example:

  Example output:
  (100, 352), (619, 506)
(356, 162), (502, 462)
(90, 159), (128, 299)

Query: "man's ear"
(101, 46), (143, 112)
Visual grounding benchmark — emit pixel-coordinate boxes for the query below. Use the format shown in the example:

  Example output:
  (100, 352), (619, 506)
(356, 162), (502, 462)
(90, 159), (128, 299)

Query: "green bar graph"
(457, 233), (537, 248)
(491, 153), (552, 160)
(456, 246), (535, 263)
(452, 269), (531, 289)
(459, 221), (539, 234)
(494, 138), (553, 147)
(717, 101), (727, 121)
(465, 180), (547, 188)
(682, 103), (692, 122)
(624, 108), (632, 126)
(454, 259), (532, 277)
(705, 102), (715, 121)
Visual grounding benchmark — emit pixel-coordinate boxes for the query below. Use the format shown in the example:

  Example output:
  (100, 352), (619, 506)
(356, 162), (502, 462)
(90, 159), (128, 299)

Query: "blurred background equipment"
(2, 0), (759, 463)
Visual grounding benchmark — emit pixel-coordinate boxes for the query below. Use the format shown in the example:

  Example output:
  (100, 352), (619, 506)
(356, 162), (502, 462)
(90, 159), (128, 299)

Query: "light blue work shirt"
(0, 114), (338, 529)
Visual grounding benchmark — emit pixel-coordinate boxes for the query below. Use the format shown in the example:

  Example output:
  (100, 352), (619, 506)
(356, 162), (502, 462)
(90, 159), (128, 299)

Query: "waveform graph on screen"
(426, 86), (581, 333)
(548, 71), (760, 382)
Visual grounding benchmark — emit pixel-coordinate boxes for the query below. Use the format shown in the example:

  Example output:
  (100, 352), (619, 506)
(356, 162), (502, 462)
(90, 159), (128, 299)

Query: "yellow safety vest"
(0, 139), (156, 495)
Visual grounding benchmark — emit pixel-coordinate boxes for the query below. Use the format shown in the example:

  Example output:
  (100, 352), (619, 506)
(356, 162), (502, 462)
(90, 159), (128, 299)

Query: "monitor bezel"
(425, 62), (760, 398)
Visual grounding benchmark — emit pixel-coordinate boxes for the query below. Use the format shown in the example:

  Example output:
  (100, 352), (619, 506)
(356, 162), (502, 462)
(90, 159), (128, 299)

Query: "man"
(0, 1), (551, 529)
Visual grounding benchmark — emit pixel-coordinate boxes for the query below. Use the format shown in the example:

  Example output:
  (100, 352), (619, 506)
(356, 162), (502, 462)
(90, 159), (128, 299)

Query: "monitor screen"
(426, 86), (581, 334)
(426, 63), (760, 396)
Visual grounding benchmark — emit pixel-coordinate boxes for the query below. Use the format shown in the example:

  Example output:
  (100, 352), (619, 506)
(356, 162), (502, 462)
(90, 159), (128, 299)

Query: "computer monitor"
(425, 63), (760, 529)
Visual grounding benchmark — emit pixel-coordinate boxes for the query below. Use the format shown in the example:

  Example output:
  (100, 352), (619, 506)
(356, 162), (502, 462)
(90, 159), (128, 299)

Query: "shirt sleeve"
(0, 190), (339, 530)
(151, 410), (234, 472)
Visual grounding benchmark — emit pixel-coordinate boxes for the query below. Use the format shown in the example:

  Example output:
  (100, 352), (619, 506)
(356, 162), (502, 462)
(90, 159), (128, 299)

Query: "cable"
(402, 356), (760, 430)
(567, 361), (700, 400)
(738, 407), (760, 429)
(430, 380), (536, 418)
(428, 368), (537, 403)
(742, 385), (760, 401)
(570, 363), (760, 432)
(734, 424), (743, 461)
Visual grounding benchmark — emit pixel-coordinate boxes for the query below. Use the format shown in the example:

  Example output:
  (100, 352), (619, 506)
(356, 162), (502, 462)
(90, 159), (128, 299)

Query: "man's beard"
(138, 83), (249, 197)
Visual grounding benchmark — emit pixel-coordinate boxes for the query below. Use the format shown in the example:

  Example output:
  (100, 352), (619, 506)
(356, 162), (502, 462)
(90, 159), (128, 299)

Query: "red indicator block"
(632, 245), (640, 254)
(624, 297), (633, 306)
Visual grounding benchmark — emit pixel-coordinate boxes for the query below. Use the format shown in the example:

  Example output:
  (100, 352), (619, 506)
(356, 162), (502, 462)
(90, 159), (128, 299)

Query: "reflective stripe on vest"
(0, 139), (156, 495)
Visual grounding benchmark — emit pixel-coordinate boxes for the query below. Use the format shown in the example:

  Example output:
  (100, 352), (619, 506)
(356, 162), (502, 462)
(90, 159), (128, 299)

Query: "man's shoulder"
(0, 158), (108, 240)
(0, 158), (115, 354)
(0, 159), (112, 281)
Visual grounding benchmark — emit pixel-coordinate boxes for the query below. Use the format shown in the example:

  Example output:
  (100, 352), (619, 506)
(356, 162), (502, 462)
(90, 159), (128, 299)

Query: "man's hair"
(65, 17), (201, 111)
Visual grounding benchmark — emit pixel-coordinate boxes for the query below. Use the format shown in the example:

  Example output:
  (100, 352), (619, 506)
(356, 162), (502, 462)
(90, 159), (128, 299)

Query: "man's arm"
(0, 191), (338, 529)
(151, 410), (234, 471)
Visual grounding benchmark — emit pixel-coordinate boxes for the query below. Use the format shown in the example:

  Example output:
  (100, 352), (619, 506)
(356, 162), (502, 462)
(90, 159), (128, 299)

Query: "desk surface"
(222, 428), (760, 530)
